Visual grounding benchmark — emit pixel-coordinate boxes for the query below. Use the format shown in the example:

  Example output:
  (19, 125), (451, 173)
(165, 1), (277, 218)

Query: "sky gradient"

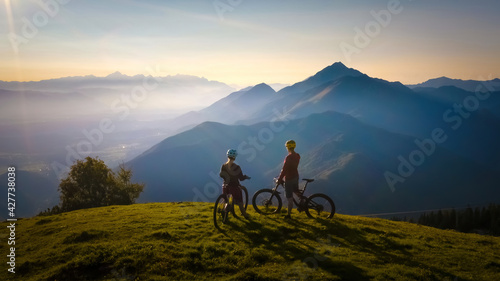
(1, 0), (500, 86)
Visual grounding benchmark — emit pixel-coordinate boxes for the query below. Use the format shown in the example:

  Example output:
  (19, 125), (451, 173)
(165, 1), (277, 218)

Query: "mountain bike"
(213, 185), (248, 229)
(252, 178), (335, 219)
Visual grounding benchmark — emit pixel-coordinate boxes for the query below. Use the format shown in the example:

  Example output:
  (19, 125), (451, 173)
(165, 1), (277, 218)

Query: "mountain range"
(2, 62), (500, 217)
(126, 62), (500, 215)
(408, 76), (500, 92)
(0, 72), (236, 123)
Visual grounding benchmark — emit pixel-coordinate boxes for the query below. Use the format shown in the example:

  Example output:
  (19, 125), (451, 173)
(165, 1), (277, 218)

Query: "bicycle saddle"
(302, 178), (314, 183)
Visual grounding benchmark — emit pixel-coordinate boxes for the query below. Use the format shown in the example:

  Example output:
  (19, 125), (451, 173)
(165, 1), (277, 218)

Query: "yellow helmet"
(285, 140), (296, 149)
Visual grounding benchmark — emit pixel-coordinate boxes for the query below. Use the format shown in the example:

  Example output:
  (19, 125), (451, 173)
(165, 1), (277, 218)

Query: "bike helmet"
(285, 140), (296, 149)
(226, 149), (238, 159)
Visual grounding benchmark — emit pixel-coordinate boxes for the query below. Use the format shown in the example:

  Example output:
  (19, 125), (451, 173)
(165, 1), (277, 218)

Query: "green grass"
(1, 202), (500, 280)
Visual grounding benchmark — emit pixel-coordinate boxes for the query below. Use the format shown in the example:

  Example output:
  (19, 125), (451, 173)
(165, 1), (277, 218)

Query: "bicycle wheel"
(241, 186), (248, 211)
(305, 193), (335, 219)
(252, 189), (282, 215)
(214, 194), (229, 229)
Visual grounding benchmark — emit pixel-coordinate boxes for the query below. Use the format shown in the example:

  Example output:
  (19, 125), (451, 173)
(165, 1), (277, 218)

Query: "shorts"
(284, 177), (299, 199)
(222, 184), (243, 204)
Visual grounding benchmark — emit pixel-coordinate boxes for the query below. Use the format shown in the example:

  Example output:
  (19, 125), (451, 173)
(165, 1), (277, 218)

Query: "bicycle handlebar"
(274, 178), (314, 184)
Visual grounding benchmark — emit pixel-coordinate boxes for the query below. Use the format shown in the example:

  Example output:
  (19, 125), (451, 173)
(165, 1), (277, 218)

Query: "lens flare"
(3, 0), (14, 32)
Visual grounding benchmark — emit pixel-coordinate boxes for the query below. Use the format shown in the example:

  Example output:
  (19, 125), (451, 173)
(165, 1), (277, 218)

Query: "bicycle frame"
(252, 178), (335, 219)
(270, 180), (311, 207)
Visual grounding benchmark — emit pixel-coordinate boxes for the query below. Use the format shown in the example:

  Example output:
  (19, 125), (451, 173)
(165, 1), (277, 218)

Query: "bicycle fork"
(266, 186), (281, 207)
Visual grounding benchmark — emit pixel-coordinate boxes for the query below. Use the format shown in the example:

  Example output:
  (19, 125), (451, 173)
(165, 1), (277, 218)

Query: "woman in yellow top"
(277, 140), (300, 219)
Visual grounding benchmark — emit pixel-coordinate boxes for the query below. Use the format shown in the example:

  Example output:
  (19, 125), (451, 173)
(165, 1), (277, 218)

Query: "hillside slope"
(2, 203), (499, 281)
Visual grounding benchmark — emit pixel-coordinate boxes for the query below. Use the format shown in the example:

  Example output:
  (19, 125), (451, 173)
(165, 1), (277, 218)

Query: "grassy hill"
(1, 202), (500, 281)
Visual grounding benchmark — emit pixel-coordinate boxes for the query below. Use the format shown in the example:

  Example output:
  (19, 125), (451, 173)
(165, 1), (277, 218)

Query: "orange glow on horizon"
(2, 59), (499, 86)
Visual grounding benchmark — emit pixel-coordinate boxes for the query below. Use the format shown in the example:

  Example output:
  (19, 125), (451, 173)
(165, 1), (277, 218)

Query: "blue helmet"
(226, 149), (238, 159)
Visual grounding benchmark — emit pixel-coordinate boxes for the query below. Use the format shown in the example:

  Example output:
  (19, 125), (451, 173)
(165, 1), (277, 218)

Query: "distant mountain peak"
(278, 62), (363, 95)
(249, 83), (276, 93)
(408, 76), (500, 92)
(311, 62), (354, 79)
(254, 82), (269, 87)
(428, 76), (459, 82)
(328, 61), (348, 69)
(106, 71), (128, 79)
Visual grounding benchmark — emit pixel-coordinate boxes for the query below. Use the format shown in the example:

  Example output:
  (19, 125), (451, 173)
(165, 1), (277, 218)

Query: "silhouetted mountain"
(407, 86), (500, 167)
(169, 83), (276, 131)
(240, 74), (500, 169)
(278, 62), (363, 95)
(413, 86), (500, 118)
(127, 111), (500, 214)
(408, 77), (500, 92)
(247, 75), (432, 131)
(200, 83), (276, 120)
(166, 62), (363, 130)
(156, 63), (500, 169)
(173, 63), (438, 138)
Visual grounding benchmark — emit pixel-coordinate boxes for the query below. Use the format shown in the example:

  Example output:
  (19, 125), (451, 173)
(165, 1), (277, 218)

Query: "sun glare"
(3, 0), (14, 31)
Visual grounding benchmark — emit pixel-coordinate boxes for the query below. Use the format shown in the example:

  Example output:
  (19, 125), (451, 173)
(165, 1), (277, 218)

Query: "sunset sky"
(1, 0), (499, 86)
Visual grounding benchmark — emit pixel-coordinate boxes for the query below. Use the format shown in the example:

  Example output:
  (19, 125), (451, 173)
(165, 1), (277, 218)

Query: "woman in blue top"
(220, 149), (250, 219)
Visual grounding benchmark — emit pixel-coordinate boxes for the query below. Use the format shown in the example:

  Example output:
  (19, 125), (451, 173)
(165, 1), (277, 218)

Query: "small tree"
(59, 157), (144, 212)
(105, 164), (144, 206)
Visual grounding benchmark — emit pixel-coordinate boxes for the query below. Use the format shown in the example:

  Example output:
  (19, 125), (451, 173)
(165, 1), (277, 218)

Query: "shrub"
(58, 157), (144, 212)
